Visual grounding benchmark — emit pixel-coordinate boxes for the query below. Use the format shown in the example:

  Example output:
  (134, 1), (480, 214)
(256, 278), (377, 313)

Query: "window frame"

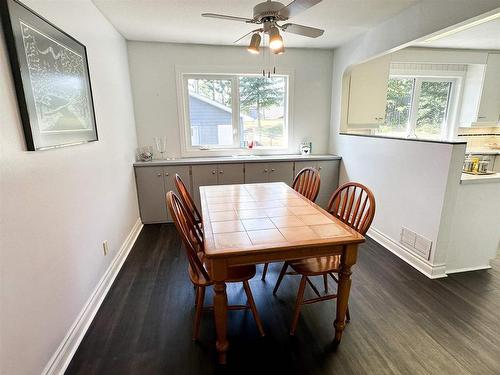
(387, 74), (461, 140)
(176, 66), (293, 157)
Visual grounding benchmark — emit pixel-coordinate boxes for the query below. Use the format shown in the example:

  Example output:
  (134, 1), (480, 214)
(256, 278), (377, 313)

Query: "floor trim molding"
(42, 218), (143, 375)
(367, 227), (447, 279)
(446, 265), (492, 274)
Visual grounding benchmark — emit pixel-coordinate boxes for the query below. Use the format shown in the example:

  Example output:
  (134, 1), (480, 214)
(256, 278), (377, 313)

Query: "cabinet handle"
(212, 170), (216, 174)
(318, 167), (322, 171)
(219, 170), (223, 174)
(478, 116), (486, 119)
(157, 173), (162, 177)
(271, 168), (275, 172)
(164, 172), (169, 176)
(264, 169), (268, 172)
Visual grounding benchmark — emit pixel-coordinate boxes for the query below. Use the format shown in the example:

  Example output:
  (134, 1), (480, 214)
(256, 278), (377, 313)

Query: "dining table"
(200, 182), (365, 364)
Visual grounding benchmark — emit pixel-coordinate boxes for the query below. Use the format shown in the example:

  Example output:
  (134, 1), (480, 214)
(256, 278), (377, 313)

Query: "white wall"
(127, 42), (334, 157)
(0, 1), (139, 374)
(329, 1), (500, 277)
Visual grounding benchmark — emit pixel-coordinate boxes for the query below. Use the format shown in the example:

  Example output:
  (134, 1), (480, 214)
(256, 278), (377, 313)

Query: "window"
(381, 76), (457, 140)
(181, 74), (288, 151)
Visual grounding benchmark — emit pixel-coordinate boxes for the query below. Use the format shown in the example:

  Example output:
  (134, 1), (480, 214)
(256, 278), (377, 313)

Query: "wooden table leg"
(211, 259), (229, 364)
(334, 244), (358, 344)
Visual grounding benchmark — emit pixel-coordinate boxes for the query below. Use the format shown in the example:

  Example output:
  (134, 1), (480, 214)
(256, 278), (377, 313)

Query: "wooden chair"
(272, 182), (375, 335)
(175, 174), (202, 226)
(291, 167), (321, 202)
(174, 173), (203, 240)
(166, 191), (265, 340)
(261, 167), (321, 281)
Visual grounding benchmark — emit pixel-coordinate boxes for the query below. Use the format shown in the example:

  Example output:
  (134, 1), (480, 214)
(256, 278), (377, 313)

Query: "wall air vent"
(400, 227), (432, 260)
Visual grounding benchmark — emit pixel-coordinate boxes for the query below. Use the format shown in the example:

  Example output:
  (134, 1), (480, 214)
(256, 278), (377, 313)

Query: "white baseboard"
(446, 265), (492, 274)
(42, 218), (143, 375)
(367, 227), (447, 279)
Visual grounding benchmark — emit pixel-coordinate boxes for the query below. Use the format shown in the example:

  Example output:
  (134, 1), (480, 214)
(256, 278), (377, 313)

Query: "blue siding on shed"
(188, 95), (231, 145)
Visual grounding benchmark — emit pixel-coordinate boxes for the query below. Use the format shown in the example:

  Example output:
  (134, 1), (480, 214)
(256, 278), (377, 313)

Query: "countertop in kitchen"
(133, 154), (341, 167)
(460, 172), (500, 184)
(466, 149), (500, 155)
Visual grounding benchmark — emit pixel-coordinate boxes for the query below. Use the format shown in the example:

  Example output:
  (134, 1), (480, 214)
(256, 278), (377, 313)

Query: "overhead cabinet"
(134, 156), (340, 224)
(347, 55), (391, 126)
(460, 53), (500, 126)
(476, 53), (500, 124)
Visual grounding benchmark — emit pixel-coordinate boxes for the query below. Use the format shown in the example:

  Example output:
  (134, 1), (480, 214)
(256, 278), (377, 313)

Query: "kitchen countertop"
(133, 154), (341, 167)
(460, 172), (500, 184)
(466, 149), (500, 155)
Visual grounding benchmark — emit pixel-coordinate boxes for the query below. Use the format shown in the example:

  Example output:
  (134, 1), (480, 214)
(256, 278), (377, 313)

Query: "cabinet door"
(268, 162), (294, 185)
(315, 160), (340, 208)
(477, 53), (500, 123)
(163, 166), (191, 222)
(217, 163), (244, 185)
(347, 55), (390, 125)
(191, 164), (218, 209)
(245, 163), (269, 183)
(294, 161), (318, 176)
(135, 167), (168, 224)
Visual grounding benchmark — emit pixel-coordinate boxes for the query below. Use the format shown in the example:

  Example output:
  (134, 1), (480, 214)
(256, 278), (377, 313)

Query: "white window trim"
(388, 72), (464, 140)
(175, 65), (294, 158)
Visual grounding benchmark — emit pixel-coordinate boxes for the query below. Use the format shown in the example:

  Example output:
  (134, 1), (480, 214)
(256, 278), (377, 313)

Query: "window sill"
(180, 147), (292, 158)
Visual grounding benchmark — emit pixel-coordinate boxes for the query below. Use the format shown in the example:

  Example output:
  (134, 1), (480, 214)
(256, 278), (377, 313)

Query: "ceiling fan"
(202, 0), (324, 55)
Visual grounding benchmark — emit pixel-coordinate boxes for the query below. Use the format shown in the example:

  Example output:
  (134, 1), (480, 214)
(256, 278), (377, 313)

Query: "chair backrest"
(175, 174), (202, 225)
(166, 191), (210, 282)
(326, 182), (376, 235)
(292, 167), (321, 202)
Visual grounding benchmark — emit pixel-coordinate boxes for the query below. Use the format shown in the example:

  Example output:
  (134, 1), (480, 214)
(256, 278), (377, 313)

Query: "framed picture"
(0, 0), (97, 151)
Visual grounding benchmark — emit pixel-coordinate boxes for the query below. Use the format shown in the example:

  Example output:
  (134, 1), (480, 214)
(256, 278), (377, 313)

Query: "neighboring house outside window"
(178, 72), (290, 156)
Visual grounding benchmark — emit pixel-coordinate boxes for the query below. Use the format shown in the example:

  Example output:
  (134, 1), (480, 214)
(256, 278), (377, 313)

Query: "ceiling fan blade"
(202, 13), (254, 23)
(279, 0), (322, 19)
(281, 23), (324, 38)
(234, 29), (262, 44)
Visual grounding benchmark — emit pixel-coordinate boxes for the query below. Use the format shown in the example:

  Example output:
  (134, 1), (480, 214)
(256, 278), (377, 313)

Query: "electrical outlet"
(102, 241), (109, 256)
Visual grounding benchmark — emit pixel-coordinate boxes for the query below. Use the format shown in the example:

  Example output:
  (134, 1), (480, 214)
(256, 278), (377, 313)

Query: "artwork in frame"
(0, 0), (97, 151)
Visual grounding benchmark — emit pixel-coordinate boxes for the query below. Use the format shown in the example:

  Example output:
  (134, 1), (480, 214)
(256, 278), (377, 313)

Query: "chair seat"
(289, 255), (341, 276)
(189, 252), (256, 286)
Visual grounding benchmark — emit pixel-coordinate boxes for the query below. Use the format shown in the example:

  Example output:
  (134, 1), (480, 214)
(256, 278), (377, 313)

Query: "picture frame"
(0, 0), (98, 151)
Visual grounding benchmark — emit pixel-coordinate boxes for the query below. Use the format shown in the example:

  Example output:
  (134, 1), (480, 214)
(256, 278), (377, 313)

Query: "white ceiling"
(415, 17), (500, 50)
(92, 0), (419, 48)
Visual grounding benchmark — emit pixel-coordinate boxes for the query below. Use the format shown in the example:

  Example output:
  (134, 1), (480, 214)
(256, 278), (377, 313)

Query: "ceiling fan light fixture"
(268, 26), (283, 50)
(247, 32), (261, 54)
(273, 44), (285, 55)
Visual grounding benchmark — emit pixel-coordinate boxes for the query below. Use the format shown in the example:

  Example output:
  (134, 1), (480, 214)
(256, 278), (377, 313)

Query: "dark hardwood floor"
(66, 224), (500, 375)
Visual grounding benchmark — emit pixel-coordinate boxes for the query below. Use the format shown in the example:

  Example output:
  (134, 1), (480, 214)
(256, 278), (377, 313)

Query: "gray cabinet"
(244, 162), (294, 185)
(217, 163), (245, 185)
(191, 163), (245, 207)
(294, 160), (340, 208)
(135, 167), (168, 224)
(135, 165), (190, 223)
(191, 164), (218, 209)
(134, 157), (340, 224)
(163, 166), (190, 220)
(244, 163), (269, 183)
(268, 162), (294, 184)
